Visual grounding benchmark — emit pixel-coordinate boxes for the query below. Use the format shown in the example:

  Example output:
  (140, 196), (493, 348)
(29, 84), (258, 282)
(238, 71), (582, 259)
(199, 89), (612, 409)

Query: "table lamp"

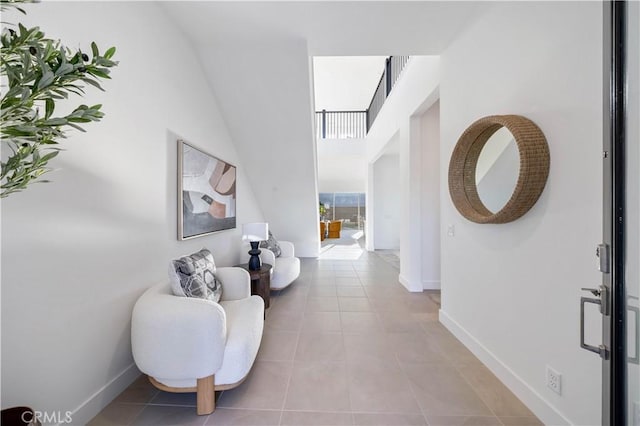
(242, 223), (269, 270)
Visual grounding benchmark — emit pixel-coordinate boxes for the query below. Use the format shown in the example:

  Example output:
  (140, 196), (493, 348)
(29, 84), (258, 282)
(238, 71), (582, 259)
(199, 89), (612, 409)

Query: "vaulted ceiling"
(163, 1), (489, 56)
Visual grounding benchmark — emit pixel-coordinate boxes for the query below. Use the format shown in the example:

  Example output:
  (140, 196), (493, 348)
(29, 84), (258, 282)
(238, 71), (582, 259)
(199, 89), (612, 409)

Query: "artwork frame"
(178, 140), (237, 240)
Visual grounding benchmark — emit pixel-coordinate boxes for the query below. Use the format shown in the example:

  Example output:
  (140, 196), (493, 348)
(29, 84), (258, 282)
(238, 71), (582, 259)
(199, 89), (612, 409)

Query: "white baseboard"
(399, 274), (408, 287)
(399, 274), (422, 292)
(399, 274), (410, 291)
(69, 363), (141, 425)
(422, 279), (441, 290)
(439, 310), (572, 426)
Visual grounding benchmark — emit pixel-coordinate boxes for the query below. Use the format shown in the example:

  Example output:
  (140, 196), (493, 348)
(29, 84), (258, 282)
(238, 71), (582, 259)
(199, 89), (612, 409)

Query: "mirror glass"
(475, 127), (520, 213)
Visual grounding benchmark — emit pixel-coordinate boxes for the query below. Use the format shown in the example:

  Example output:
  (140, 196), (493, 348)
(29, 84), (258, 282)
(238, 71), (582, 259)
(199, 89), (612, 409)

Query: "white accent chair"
(241, 241), (300, 290)
(131, 267), (264, 415)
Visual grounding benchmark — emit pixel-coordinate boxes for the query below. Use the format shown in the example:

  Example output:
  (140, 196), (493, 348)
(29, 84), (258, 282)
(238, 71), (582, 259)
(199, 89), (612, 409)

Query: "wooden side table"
(234, 263), (272, 311)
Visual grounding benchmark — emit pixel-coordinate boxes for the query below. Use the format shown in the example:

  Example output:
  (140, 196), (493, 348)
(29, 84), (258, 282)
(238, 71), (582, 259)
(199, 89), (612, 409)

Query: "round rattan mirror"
(448, 115), (550, 224)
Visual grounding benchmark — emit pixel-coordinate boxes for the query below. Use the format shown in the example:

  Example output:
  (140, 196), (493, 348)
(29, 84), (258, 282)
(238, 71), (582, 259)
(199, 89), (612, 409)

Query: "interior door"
(584, 1), (640, 425)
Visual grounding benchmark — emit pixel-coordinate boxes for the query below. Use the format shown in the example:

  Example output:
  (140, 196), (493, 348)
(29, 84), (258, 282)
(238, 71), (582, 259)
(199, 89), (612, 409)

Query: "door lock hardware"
(580, 295), (610, 359)
(596, 243), (610, 273)
(581, 285), (609, 315)
(581, 287), (601, 297)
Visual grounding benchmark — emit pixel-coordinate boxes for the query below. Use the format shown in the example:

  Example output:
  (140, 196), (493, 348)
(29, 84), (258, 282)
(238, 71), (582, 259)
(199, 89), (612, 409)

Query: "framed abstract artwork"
(178, 140), (237, 240)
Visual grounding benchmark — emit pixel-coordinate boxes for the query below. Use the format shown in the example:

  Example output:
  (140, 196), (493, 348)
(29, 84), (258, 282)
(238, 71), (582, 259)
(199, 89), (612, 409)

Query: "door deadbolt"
(596, 243), (610, 273)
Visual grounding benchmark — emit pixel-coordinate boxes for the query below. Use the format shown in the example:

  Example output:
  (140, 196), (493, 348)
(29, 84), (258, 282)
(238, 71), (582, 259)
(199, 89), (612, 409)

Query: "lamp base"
(248, 241), (262, 271)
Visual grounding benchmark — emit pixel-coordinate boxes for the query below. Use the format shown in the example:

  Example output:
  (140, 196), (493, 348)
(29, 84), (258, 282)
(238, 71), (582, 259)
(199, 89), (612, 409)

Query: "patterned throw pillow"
(259, 230), (282, 257)
(169, 248), (222, 303)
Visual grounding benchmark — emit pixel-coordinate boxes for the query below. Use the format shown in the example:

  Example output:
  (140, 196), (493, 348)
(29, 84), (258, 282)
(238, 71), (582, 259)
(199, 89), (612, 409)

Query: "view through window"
(319, 192), (366, 230)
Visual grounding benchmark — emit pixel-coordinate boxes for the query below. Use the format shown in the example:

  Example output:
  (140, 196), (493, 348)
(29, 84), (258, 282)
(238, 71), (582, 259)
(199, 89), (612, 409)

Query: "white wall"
(193, 37), (320, 258)
(365, 56), (440, 292)
(313, 56), (386, 111)
(373, 154), (400, 250)
(317, 139), (367, 193)
(0, 3), (263, 423)
(419, 101), (440, 290)
(439, 2), (602, 425)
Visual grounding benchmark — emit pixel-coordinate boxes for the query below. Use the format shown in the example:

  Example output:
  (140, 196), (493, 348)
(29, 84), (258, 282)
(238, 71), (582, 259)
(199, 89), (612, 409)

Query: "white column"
(399, 121), (423, 292)
(420, 101), (441, 290)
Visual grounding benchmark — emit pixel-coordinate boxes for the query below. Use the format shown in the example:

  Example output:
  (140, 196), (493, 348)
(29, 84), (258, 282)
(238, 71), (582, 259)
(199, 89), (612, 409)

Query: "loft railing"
(315, 110), (367, 139)
(316, 56), (410, 140)
(366, 73), (386, 132)
(367, 55), (409, 131)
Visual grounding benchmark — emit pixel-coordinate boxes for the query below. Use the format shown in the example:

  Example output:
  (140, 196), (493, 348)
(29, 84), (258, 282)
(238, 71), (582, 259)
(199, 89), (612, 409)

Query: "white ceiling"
(313, 56), (387, 111)
(163, 1), (490, 111)
(162, 1), (490, 56)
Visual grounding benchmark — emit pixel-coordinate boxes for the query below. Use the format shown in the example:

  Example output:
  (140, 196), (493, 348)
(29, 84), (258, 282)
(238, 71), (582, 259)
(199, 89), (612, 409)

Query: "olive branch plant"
(1, 0), (118, 198)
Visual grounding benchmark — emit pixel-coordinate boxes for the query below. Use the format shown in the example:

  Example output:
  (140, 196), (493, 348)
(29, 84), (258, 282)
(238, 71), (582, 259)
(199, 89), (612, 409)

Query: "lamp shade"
(242, 222), (268, 242)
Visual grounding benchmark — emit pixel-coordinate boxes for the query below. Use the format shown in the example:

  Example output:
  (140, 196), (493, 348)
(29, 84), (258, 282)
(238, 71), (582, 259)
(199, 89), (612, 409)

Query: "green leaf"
(81, 78), (103, 91)
(42, 118), (67, 126)
(37, 70), (54, 90)
(2, 128), (34, 137)
(51, 89), (69, 99)
(67, 117), (92, 123)
(55, 62), (73, 76)
(87, 68), (110, 79)
(20, 87), (31, 101)
(39, 151), (59, 163)
(95, 57), (117, 67)
(43, 40), (54, 61)
(44, 98), (54, 119)
(18, 23), (27, 38)
(91, 41), (99, 58)
(104, 46), (116, 60)
(65, 122), (86, 132)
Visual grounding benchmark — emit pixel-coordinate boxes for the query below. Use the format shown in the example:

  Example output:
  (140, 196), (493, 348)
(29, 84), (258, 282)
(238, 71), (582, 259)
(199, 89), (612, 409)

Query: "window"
(319, 192), (366, 229)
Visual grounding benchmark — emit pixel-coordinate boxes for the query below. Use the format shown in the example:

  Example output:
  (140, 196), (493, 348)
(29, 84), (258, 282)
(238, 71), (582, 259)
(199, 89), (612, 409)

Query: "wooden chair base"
(196, 376), (215, 415)
(148, 373), (250, 415)
(149, 375), (215, 415)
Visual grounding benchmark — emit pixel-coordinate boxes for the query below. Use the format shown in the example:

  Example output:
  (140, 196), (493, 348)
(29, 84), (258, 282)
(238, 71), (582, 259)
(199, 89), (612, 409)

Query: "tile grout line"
(347, 266), (357, 426)
(395, 352), (431, 426)
(277, 301), (303, 426)
(338, 264), (356, 426)
(423, 326), (504, 423)
(449, 357), (502, 422)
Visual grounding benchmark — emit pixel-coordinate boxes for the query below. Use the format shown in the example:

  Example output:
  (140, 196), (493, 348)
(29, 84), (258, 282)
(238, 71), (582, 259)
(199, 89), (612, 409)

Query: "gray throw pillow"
(169, 248), (222, 303)
(260, 230), (282, 257)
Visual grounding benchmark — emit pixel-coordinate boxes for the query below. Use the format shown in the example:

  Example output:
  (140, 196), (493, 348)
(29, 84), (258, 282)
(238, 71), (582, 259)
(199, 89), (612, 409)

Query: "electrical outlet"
(447, 225), (455, 236)
(546, 365), (562, 395)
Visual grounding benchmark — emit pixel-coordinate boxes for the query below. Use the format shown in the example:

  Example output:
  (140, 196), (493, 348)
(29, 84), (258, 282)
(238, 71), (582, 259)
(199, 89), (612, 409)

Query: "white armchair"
(131, 267), (264, 415)
(241, 241), (300, 290)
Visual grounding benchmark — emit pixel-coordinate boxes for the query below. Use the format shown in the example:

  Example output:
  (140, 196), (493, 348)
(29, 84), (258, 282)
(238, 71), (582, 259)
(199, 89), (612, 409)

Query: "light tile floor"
(89, 251), (542, 426)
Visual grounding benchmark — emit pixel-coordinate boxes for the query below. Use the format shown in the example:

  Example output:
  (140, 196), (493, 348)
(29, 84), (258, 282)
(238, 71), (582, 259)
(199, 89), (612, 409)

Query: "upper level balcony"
(315, 56), (409, 140)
